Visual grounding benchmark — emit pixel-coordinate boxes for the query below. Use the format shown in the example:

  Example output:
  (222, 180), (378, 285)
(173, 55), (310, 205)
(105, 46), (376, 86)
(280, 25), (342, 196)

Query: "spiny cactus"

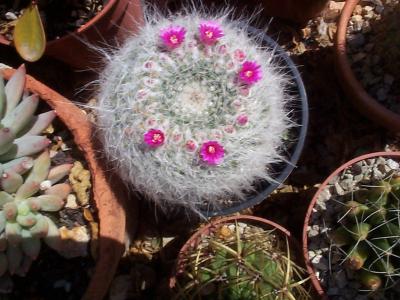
(174, 221), (311, 300)
(330, 176), (400, 291)
(96, 9), (293, 212)
(0, 66), (73, 276)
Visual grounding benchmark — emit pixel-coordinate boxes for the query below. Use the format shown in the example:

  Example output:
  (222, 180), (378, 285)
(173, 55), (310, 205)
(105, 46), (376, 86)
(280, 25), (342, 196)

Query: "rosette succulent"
(96, 11), (292, 211)
(0, 66), (73, 276)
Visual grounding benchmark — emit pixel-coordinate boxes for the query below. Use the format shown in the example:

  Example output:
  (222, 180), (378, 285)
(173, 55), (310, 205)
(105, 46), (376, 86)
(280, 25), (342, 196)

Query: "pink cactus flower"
(239, 61), (262, 85)
(236, 114), (249, 126)
(224, 125), (235, 134)
(200, 141), (225, 165)
(185, 140), (197, 152)
(234, 49), (246, 62)
(199, 21), (224, 45)
(218, 44), (227, 54)
(144, 129), (165, 148)
(160, 26), (186, 49)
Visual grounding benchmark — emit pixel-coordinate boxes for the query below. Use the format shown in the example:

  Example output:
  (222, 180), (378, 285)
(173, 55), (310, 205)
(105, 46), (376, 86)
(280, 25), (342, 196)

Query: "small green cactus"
(330, 177), (400, 291)
(174, 220), (311, 300)
(0, 65), (73, 276)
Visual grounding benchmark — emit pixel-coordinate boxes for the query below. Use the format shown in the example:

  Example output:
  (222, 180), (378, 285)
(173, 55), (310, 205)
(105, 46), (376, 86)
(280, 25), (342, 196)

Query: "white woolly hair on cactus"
(94, 5), (296, 213)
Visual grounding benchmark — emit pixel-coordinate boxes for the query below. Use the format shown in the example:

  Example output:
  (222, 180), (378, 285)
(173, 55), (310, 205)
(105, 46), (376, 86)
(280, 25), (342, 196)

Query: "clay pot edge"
(334, 0), (400, 132)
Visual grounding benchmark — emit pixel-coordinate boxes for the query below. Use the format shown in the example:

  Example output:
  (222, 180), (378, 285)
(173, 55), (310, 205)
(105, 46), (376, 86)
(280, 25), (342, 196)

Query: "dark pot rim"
(199, 25), (309, 216)
(302, 151), (400, 299)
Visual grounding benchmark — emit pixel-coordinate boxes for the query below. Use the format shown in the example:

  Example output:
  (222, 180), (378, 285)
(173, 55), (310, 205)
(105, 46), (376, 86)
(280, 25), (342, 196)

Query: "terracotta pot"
(170, 215), (301, 290)
(335, 0), (400, 132)
(0, 66), (133, 300)
(0, 0), (144, 69)
(302, 151), (400, 299)
(153, 0), (329, 25)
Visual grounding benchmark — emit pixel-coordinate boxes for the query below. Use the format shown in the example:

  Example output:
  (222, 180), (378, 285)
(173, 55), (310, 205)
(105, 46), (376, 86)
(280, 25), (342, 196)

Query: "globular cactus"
(330, 177), (400, 291)
(96, 10), (292, 212)
(174, 221), (311, 300)
(0, 66), (73, 276)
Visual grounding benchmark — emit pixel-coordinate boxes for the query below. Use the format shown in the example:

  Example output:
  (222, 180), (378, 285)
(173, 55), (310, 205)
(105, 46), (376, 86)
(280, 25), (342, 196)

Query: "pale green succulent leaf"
(1, 170), (23, 193)
(23, 110), (56, 136)
(1, 94), (38, 135)
(6, 244), (22, 275)
(43, 216), (60, 251)
(25, 150), (50, 184)
(0, 135), (50, 162)
(4, 65), (26, 116)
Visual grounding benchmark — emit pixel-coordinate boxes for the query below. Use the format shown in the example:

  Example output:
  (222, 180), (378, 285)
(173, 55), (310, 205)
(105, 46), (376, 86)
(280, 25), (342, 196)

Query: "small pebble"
(4, 12), (17, 20)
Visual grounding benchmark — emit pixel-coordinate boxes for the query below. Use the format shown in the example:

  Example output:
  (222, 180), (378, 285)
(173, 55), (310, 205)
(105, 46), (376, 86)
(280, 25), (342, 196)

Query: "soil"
(0, 101), (97, 299)
(0, 0), (105, 41)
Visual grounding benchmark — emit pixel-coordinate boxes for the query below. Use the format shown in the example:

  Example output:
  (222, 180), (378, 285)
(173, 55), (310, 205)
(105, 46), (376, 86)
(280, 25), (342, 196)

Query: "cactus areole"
(96, 11), (307, 214)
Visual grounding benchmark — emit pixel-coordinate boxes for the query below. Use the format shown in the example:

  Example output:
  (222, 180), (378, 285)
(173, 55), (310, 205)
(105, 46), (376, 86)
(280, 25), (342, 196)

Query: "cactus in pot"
(173, 219), (311, 299)
(0, 65), (73, 276)
(96, 10), (293, 212)
(330, 177), (400, 291)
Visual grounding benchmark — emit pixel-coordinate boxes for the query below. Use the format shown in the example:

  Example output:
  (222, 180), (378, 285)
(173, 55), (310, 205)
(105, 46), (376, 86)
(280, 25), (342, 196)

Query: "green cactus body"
(0, 66), (73, 277)
(331, 178), (400, 291)
(175, 222), (311, 299)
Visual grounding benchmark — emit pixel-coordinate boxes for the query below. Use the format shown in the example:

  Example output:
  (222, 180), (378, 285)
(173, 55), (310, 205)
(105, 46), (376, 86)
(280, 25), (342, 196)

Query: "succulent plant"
(330, 177), (400, 291)
(174, 221), (311, 300)
(96, 10), (293, 212)
(0, 65), (73, 276)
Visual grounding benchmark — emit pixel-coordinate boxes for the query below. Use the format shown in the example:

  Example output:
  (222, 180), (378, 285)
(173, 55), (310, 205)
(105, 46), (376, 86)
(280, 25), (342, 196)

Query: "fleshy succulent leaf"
(24, 111), (56, 136)
(47, 164), (73, 185)
(7, 244), (22, 275)
(29, 214), (48, 238)
(0, 191), (13, 208)
(43, 216), (60, 251)
(3, 202), (17, 221)
(0, 77), (5, 118)
(5, 222), (22, 245)
(16, 213), (37, 228)
(0, 212), (5, 234)
(15, 255), (32, 277)
(1, 94), (38, 135)
(0, 135), (50, 162)
(21, 229), (40, 260)
(4, 65), (26, 116)
(3, 156), (33, 175)
(37, 195), (64, 211)
(15, 181), (40, 201)
(0, 128), (15, 155)
(26, 197), (40, 212)
(1, 170), (23, 193)
(25, 150), (50, 184)
(44, 183), (72, 200)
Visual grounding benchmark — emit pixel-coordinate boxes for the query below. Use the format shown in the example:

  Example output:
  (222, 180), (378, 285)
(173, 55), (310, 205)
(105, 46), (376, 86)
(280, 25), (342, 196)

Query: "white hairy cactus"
(96, 9), (293, 212)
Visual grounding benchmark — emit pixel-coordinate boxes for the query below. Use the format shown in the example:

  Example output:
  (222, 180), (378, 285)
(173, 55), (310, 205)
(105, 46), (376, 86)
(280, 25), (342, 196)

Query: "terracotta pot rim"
(170, 214), (293, 289)
(334, 0), (400, 131)
(302, 151), (400, 298)
(0, 0), (118, 46)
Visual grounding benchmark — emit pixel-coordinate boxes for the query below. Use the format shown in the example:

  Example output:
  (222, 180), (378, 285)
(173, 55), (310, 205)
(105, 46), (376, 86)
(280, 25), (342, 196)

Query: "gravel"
(346, 0), (400, 114)
(307, 156), (400, 300)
